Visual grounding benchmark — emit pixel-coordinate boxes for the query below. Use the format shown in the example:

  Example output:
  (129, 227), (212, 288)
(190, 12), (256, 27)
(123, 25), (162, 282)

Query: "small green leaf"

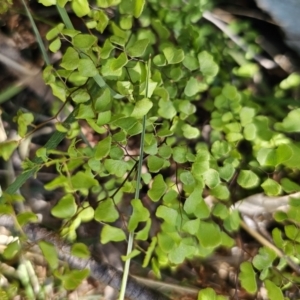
(14, 110), (34, 137)
(71, 89), (90, 103)
(222, 85), (239, 100)
(87, 119), (106, 134)
(285, 224), (300, 243)
(180, 171), (195, 186)
(73, 34), (97, 50)
(136, 219), (151, 240)
(96, 0), (121, 8)
(274, 211), (287, 223)
(94, 136), (111, 160)
(197, 221), (221, 248)
(275, 108), (300, 132)
(95, 10), (109, 33)
(182, 124), (200, 139)
(157, 232), (175, 253)
(121, 249), (141, 261)
(104, 159), (127, 177)
(61, 47), (79, 70)
(144, 133), (158, 155)
(78, 58), (98, 77)
(198, 51), (219, 78)
(221, 232), (234, 248)
(163, 47), (184, 64)
(39, 241), (58, 269)
(237, 170), (260, 189)
(71, 171), (99, 190)
(95, 88), (111, 112)
(226, 132), (243, 142)
(110, 35), (126, 47)
(182, 218), (200, 235)
(281, 178), (300, 193)
(61, 269), (90, 290)
(127, 39), (149, 57)
(191, 150), (210, 176)
(239, 107), (256, 126)
(0, 140), (18, 161)
(153, 54), (167, 66)
(71, 243), (90, 259)
(184, 187), (210, 219)
(203, 169), (220, 189)
(72, 0), (91, 17)
(257, 144), (293, 167)
(158, 144), (172, 159)
(128, 199), (150, 231)
(133, 0), (145, 18)
(219, 164), (235, 182)
(272, 228), (285, 249)
(76, 104), (95, 119)
(224, 210), (241, 232)
(156, 206), (178, 224)
(3, 240), (20, 260)
(17, 212), (38, 226)
(49, 37), (61, 52)
(280, 73), (300, 89)
(183, 54), (199, 71)
(152, 19), (170, 40)
(143, 237), (157, 267)
(265, 280), (284, 300)
(147, 155), (165, 173)
(172, 146), (187, 163)
(239, 262), (257, 294)
(101, 40), (114, 59)
(168, 241), (195, 264)
(210, 184), (230, 200)
(97, 111), (112, 126)
(131, 98), (153, 118)
(233, 63), (258, 78)
(252, 247), (276, 270)
(46, 23), (64, 40)
(211, 140), (231, 159)
(120, 15), (132, 30)
(158, 99), (176, 119)
(109, 145), (124, 159)
(212, 203), (229, 219)
(261, 179), (282, 196)
(184, 77), (207, 97)
(101, 225), (126, 244)
(50, 82), (66, 101)
(51, 194), (77, 219)
(147, 174), (167, 202)
(197, 288), (217, 300)
(95, 198), (119, 222)
(78, 204), (94, 222)
(111, 53), (128, 70)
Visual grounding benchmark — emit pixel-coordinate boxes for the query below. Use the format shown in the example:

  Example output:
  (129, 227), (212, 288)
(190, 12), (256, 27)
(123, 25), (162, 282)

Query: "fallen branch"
(0, 215), (169, 300)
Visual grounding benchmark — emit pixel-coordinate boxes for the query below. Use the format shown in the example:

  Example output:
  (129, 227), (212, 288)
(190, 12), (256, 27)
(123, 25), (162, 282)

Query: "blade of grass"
(0, 83), (25, 104)
(56, 4), (74, 29)
(21, 0), (50, 66)
(119, 56), (152, 300)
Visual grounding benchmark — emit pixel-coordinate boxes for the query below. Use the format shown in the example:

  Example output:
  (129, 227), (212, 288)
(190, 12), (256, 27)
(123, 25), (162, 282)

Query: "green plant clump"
(2, 0), (300, 299)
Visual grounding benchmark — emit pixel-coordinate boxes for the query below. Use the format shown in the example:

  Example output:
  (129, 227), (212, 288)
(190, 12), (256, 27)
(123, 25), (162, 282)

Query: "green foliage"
(239, 262), (257, 294)
(198, 287), (228, 300)
(39, 241), (59, 269)
(4, 0), (300, 297)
